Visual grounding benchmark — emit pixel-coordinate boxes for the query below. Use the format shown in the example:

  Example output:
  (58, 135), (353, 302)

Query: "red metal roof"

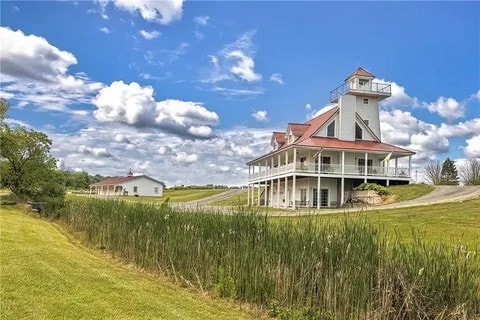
(299, 137), (414, 154)
(273, 131), (286, 143)
(288, 123), (310, 136)
(90, 176), (138, 186)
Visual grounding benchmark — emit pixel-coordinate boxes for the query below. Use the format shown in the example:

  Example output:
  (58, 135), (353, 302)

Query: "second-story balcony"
(248, 162), (410, 183)
(330, 79), (391, 102)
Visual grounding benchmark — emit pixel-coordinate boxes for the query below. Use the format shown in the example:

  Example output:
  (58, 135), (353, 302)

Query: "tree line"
(0, 99), (111, 201)
(424, 157), (480, 185)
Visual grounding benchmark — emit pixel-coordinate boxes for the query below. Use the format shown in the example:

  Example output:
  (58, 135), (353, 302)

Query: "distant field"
(68, 188), (228, 203)
(0, 206), (257, 320)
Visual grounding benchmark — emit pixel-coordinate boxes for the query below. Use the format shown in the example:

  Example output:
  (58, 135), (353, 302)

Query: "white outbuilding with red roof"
(247, 68), (415, 209)
(90, 170), (164, 197)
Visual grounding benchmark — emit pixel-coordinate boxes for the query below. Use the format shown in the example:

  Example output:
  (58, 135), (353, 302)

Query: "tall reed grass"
(45, 199), (480, 319)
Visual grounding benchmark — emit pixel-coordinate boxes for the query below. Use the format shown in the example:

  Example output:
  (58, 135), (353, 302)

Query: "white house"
(90, 171), (164, 197)
(247, 67), (415, 209)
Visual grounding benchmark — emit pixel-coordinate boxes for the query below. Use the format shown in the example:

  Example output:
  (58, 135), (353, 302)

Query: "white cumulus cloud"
(92, 81), (219, 139)
(113, 0), (183, 25)
(139, 29), (160, 40)
(0, 27), (103, 111)
(252, 110), (268, 122)
(269, 73), (284, 85)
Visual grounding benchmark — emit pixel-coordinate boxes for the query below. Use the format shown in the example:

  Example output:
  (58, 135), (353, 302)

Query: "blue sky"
(1, 1), (479, 185)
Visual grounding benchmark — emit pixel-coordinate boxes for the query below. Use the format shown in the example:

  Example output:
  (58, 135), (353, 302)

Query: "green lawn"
(68, 188), (228, 203)
(384, 184), (435, 203)
(281, 197), (480, 248)
(212, 190), (250, 206)
(0, 206), (257, 320)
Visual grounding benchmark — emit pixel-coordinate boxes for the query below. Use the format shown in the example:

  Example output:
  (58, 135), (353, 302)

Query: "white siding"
(121, 177), (164, 197)
(338, 95), (356, 141)
(355, 96), (381, 139)
(314, 114), (339, 138)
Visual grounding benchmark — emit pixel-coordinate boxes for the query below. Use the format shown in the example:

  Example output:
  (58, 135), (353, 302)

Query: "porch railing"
(249, 162), (410, 182)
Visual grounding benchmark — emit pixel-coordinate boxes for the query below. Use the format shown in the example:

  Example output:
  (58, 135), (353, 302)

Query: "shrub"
(354, 183), (390, 196)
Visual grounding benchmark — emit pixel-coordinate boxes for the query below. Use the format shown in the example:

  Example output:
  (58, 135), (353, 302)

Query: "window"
(154, 187), (159, 195)
(358, 79), (369, 86)
(327, 121), (335, 137)
(363, 119), (369, 126)
(363, 98), (369, 104)
(133, 186), (138, 193)
(355, 123), (363, 139)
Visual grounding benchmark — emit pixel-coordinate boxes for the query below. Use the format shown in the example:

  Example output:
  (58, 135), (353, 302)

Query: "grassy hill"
(0, 206), (257, 320)
(281, 197), (480, 248)
(68, 188), (228, 203)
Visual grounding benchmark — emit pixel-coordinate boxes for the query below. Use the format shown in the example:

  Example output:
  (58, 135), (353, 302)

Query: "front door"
(300, 188), (307, 206)
(320, 189), (329, 207)
(312, 188), (329, 207)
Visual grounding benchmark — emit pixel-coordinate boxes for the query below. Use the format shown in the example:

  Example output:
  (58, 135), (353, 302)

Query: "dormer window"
(355, 123), (363, 139)
(288, 134), (294, 144)
(327, 121), (335, 137)
(363, 98), (369, 104)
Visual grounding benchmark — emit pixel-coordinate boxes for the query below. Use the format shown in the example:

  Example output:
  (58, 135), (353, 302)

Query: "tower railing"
(330, 80), (391, 102)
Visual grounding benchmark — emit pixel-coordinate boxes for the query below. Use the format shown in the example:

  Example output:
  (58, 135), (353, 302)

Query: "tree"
(424, 160), (442, 185)
(458, 158), (480, 185)
(440, 157), (459, 185)
(0, 100), (64, 200)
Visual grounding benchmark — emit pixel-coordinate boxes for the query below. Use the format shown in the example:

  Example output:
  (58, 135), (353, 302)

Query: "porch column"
(265, 181), (268, 207)
(277, 154), (281, 169)
(395, 158), (398, 176)
(257, 183), (261, 206)
(292, 148), (297, 209)
(341, 151), (345, 206)
(271, 180), (274, 207)
(317, 152), (321, 209)
(265, 159), (268, 179)
(364, 152), (368, 183)
(293, 148), (297, 172)
(292, 175), (296, 210)
(285, 149), (289, 166)
(408, 155), (412, 178)
(277, 178), (280, 208)
(284, 176), (288, 208)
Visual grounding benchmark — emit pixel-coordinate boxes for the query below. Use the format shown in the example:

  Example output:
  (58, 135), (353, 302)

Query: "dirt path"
(269, 186), (480, 216)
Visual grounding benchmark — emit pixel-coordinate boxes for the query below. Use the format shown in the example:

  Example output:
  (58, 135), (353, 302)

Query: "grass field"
(40, 198), (480, 318)
(0, 206), (257, 320)
(281, 197), (480, 248)
(68, 188), (228, 203)
(383, 184), (436, 203)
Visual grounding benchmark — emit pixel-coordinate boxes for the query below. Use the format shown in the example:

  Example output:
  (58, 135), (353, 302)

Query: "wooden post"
(341, 151), (345, 206)
(284, 176), (288, 208)
(364, 152), (368, 183)
(277, 178), (280, 208)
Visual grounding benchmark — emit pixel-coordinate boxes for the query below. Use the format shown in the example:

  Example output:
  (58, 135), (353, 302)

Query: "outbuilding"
(90, 171), (164, 197)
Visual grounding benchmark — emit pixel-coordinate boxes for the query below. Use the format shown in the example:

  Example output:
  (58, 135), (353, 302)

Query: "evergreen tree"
(440, 158), (459, 185)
